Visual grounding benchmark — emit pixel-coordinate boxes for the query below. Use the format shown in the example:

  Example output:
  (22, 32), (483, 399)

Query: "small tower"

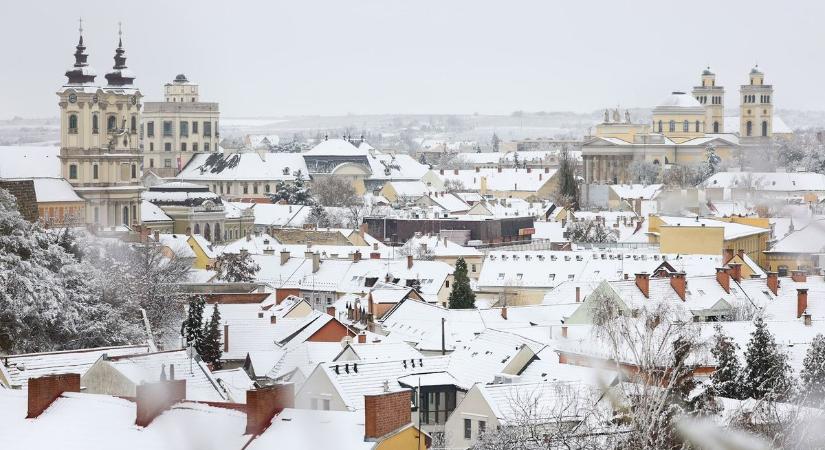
(64, 19), (97, 86)
(164, 74), (200, 103)
(739, 65), (773, 140)
(104, 23), (135, 87)
(691, 67), (725, 133)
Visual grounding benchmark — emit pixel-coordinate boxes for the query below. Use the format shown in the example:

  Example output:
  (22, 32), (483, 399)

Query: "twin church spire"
(65, 19), (135, 87)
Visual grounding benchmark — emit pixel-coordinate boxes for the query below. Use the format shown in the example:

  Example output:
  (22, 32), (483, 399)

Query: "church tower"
(692, 67), (725, 133)
(739, 66), (773, 141)
(57, 22), (144, 228)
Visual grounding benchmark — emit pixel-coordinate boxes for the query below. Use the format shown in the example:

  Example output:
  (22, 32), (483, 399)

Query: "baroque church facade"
(57, 24), (144, 228)
(581, 67), (790, 186)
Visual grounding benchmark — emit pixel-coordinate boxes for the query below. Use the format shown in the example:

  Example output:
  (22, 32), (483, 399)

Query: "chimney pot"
(791, 270), (807, 283)
(670, 271), (686, 301)
(729, 263), (742, 283)
(635, 272), (650, 298)
(501, 306), (508, 320)
(575, 286), (581, 303)
(270, 315), (277, 324)
(804, 312), (812, 326)
(766, 272), (779, 296)
(723, 248), (734, 263)
(716, 267), (730, 294)
(353, 250), (362, 263)
(797, 288), (809, 319)
(358, 332), (367, 344)
(280, 249), (290, 265)
(407, 255), (413, 269)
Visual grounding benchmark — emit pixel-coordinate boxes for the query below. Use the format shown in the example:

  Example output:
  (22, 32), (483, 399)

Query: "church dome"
(750, 66), (763, 75)
(702, 67), (714, 76)
(652, 91), (705, 116)
(174, 74), (189, 83)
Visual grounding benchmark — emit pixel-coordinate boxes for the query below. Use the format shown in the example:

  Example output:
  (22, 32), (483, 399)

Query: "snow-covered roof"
(229, 202), (310, 227)
(766, 218), (825, 254)
(610, 184), (663, 200)
(606, 274), (753, 313)
(439, 167), (556, 193)
(387, 180), (434, 198)
(140, 200), (172, 223)
(397, 234), (482, 257)
(337, 342), (423, 362)
(142, 189), (221, 206)
(177, 152), (309, 181)
(154, 233), (196, 258)
(366, 152), (429, 181)
(532, 221), (568, 242)
(303, 139), (365, 156)
(426, 192), (470, 213)
(476, 380), (599, 425)
(266, 341), (345, 381)
(215, 233), (280, 256)
(1, 344), (150, 389)
(246, 408), (372, 450)
(445, 329), (545, 389)
(702, 171), (825, 192)
(656, 215), (769, 240)
(27, 178), (83, 203)
(741, 276), (825, 321)
(212, 368), (255, 403)
(0, 146), (62, 178)
(653, 91), (704, 114)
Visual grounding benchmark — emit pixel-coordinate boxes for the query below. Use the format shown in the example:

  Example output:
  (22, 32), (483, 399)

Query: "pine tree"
(491, 133), (501, 152)
(306, 204), (331, 227)
(215, 251), (261, 282)
(743, 316), (794, 400)
(447, 257), (475, 309)
(710, 324), (743, 399)
(554, 145), (580, 210)
(800, 333), (825, 405)
(181, 295), (205, 349)
(200, 303), (223, 370)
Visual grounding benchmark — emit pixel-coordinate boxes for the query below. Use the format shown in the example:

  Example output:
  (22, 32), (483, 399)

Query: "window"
(657, 120), (662, 132)
(149, 158), (154, 168)
(746, 121), (753, 136)
(243, 184), (249, 194)
(762, 121), (768, 137)
(471, 264), (476, 272)
(203, 121), (212, 137)
(107, 115), (117, 132)
(669, 120), (675, 132)
(92, 114), (99, 134)
(165, 143), (172, 152)
(322, 399), (330, 410)
(163, 121), (173, 137)
(445, 280), (450, 288)
(479, 420), (486, 435)
(683, 120), (689, 132)
(131, 164), (137, 179)
(193, 143), (198, 152)
(130, 116), (137, 133)
(149, 142), (154, 152)
(181, 142), (187, 152)
(253, 184), (259, 194)
(180, 121), (189, 137)
(147, 121), (154, 137)
(464, 419), (472, 439)
(204, 143), (210, 152)
(93, 164), (99, 180)
(68, 114), (78, 133)
(695, 120), (700, 132)
(164, 159), (172, 168)
(192, 121), (198, 134)
(69, 164), (78, 179)
(264, 184), (270, 193)
(713, 121), (719, 133)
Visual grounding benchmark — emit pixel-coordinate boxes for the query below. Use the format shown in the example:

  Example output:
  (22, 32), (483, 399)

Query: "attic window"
(498, 273), (505, 280)
(516, 273), (523, 280)
(548, 274), (555, 280)
(568, 274), (575, 280)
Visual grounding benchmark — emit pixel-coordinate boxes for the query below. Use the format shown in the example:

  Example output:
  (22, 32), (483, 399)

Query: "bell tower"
(692, 67), (725, 133)
(739, 65), (773, 141)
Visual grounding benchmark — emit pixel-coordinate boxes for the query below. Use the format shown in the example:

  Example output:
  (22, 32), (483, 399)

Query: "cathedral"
(581, 67), (792, 186)
(57, 23), (144, 228)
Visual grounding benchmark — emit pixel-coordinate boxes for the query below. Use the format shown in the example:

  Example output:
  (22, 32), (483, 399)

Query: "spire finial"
(117, 21), (123, 47)
(78, 17), (83, 35)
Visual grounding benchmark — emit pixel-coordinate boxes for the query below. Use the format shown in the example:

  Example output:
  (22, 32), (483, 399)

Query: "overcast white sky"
(2, 0), (824, 118)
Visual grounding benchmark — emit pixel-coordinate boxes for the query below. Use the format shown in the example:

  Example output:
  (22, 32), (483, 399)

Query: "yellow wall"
(650, 113), (706, 143)
(594, 123), (651, 143)
(764, 254), (819, 274)
(186, 235), (214, 269)
(658, 225), (725, 255)
(374, 426), (430, 450)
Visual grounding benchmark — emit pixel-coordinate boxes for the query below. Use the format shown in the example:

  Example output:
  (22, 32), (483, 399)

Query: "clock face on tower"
(68, 94), (77, 104)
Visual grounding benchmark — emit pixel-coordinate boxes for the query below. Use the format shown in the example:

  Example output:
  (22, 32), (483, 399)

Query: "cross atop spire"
(117, 21), (122, 47)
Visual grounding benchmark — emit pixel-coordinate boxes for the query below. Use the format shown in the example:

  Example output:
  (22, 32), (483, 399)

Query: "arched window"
(68, 114), (78, 133)
(92, 114), (99, 134)
(122, 206), (129, 226)
(107, 115), (117, 132)
(669, 120), (675, 132)
(214, 223), (221, 243)
(682, 120), (689, 132)
(746, 121), (753, 136)
(131, 164), (137, 179)
(713, 121), (719, 133)
(653, 159), (660, 165)
(130, 116), (137, 133)
(658, 121), (662, 132)
(204, 223), (211, 241)
(762, 121), (768, 137)
(194, 223), (201, 235)
(695, 120), (700, 132)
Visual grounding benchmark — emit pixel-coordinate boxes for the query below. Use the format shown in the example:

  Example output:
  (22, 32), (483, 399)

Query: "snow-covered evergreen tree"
(181, 295), (205, 350)
(215, 251), (260, 283)
(200, 303), (223, 370)
(710, 324), (743, 399)
(268, 170), (314, 205)
(448, 257), (475, 309)
(743, 316), (795, 400)
(491, 133), (500, 152)
(800, 333), (825, 405)
(306, 204), (332, 228)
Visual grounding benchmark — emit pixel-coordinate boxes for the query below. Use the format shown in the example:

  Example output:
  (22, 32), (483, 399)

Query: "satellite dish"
(340, 335), (354, 348)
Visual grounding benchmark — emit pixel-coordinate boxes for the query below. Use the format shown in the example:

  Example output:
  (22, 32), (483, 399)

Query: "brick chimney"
(353, 250), (362, 263)
(575, 286), (581, 303)
(497, 166), (502, 173)
(716, 267), (730, 294)
(766, 271), (778, 295)
(737, 249), (745, 260)
(326, 305), (336, 317)
(135, 379), (187, 427)
(246, 383), (295, 435)
(501, 306), (507, 320)
(670, 271), (686, 301)
(364, 390), (412, 441)
(561, 325), (568, 338)
(544, 167), (549, 173)
(526, 167), (532, 173)
(359, 223), (368, 239)
(791, 270), (807, 283)
(453, 169), (459, 175)
(370, 252), (381, 259)
(27, 373), (80, 418)
(280, 249), (290, 266)
(635, 272), (650, 298)
(358, 332), (367, 344)
(723, 248), (734, 264)
(406, 255), (413, 269)
(270, 315), (277, 324)
(729, 263), (742, 283)
(797, 288), (808, 319)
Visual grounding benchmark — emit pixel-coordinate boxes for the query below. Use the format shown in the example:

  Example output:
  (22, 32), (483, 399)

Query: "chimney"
(312, 252), (320, 274)
(223, 324), (229, 353)
(135, 379), (187, 427)
(153, 230), (160, 242)
(670, 271), (686, 301)
(804, 312), (812, 326)
(364, 390), (412, 441)
(475, 167), (480, 173)
(246, 383), (295, 435)
(358, 332), (367, 344)
(439, 169), (444, 175)
(326, 305), (336, 317)
(353, 250), (362, 263)
(270, 315), (277, 324)
(526, 167), (532, 173)
(544, 167), (549, 173)
(723, 248), (734, 263)
(407, 255), (413, 269)
(729, 263), (742, 283)
(767, 272), (778, 296)
(370, 252), (381, 259)
(359, 223), (368, 239)
(634, 272), (650, 298)
(791, 270), (807, 283)
(716, 267), (730, 294)
(373, 242), (379, 251)
(497, 166), (502, 173)
(27, 373), (81, 418)
(501, 306), (507, 320)
(575, 286), (581, 303)
(539, 173), (542, 181)
(561, 325), (568, 338)
(737, 249), (745, 260)
(797, 288), (808, 319)
(280, 249), (290, 266)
